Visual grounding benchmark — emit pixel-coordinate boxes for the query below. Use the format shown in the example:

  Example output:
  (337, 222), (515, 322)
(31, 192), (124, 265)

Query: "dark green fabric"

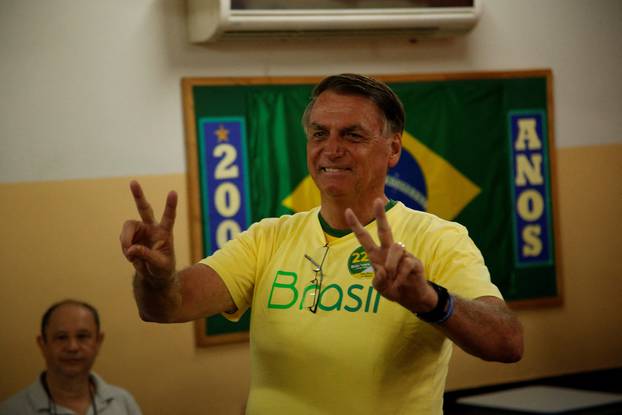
(190, 76), (556, 336)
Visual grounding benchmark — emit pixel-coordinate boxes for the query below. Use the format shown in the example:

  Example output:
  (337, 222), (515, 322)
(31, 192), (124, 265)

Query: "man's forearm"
(132, 272), (182, 323)
(438, 296), (524, 363)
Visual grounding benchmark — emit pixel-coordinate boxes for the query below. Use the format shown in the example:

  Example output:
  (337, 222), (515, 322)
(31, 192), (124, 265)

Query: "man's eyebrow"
(308, 122), (327, 130)
(342, 125), (365, 132)
(309, 122), (365, 131)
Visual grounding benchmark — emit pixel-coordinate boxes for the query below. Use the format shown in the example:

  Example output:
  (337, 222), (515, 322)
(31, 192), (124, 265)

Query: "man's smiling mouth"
(320, 167), (351, 172)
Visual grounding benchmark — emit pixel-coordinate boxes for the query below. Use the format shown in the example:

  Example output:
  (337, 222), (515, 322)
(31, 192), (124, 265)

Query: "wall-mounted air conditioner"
(187, 0), (482, 43)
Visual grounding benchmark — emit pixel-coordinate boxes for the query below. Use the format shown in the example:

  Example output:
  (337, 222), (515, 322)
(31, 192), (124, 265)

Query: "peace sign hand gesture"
(120, 181), (178, 284)
(344, 199), (438, 314)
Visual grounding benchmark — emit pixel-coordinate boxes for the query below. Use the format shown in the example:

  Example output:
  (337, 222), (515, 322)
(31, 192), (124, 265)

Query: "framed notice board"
(182, 70), (562, 346)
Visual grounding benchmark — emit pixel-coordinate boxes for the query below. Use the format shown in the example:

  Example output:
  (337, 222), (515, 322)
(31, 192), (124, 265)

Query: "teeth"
(322, 167), (346, 172)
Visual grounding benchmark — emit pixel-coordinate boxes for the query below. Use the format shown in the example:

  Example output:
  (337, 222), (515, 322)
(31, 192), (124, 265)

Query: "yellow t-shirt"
(201, 202), (501, 414)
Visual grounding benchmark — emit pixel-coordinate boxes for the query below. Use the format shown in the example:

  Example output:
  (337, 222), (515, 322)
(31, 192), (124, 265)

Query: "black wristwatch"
(416, 282), (454, 324)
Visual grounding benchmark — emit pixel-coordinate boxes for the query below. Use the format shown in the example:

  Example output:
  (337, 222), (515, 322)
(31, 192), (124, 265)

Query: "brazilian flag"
(186, 72), (558, 341)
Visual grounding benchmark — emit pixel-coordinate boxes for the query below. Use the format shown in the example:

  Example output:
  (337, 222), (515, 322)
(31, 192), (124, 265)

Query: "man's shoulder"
(390, 202), (466, 233)
(92, 372), (133, 399)
(252, 208), (320, 231)
(91, 373), (141, 414)
(0, 390), (27, 415)
(0, 381), (42, 415)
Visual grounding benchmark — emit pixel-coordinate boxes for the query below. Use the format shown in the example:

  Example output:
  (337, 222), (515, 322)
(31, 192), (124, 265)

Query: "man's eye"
(346, 132), (363, 141)
(310, 131), (327, 140)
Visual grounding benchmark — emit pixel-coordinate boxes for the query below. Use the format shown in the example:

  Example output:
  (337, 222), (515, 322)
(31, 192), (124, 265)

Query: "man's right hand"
(120, 180), (178, 285)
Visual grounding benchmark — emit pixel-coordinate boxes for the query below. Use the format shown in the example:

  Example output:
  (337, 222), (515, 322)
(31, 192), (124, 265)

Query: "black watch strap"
(416, 282), (453, 324)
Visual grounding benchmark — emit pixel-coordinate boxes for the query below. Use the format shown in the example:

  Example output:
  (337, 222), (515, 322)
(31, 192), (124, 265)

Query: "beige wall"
(1, 1), (621, 413)
(1, 143), (620, 414)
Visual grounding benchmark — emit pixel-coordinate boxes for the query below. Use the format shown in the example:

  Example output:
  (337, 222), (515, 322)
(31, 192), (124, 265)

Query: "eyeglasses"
(303, 244), (329, 313)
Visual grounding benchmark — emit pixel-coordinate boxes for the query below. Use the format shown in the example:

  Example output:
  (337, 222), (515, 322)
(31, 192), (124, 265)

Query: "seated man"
(0, 299), (142, 415)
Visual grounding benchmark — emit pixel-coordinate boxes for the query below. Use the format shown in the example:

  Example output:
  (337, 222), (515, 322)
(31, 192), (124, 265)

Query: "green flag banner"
(182, 71), (560, 346)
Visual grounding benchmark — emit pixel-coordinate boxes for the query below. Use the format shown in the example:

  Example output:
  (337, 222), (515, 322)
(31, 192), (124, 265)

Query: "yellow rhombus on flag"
(282, 131), (480, 221)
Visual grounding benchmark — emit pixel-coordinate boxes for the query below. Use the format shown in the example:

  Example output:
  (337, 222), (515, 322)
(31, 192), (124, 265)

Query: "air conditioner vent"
(187, 0), (481, 43)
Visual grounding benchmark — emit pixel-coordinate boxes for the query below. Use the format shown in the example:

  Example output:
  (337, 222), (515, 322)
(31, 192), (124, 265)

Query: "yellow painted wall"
(1, 143), (620, 414)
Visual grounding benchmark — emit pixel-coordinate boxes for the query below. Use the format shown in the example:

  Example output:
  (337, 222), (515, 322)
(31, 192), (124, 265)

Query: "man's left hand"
(344, 198), (438, 314)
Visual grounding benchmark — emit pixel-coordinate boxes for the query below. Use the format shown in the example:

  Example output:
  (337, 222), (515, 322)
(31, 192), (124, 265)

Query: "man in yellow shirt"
(120, 73), (523, 414)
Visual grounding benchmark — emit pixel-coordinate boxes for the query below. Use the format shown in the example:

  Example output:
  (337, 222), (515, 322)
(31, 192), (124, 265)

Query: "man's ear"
(96, 332), (105, 349)
(36, 335), (45, 353)
(388, 133), (402, 168)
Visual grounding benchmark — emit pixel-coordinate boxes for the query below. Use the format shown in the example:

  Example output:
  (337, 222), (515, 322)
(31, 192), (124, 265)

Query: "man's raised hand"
(344, 199), (437, 313)
(120, 180), (178, 283)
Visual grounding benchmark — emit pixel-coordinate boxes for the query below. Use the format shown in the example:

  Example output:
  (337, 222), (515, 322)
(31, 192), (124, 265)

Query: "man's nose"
(66, 337), (80, 351)
(323, 133), (345, 157)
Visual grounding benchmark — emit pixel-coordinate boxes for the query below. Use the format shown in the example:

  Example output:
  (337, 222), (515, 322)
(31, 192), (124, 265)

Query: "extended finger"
(159, 190), (178, 232)
(374, 198), (394, 249)
(345, 208), (378, 253)
(130, 180), (155, 224)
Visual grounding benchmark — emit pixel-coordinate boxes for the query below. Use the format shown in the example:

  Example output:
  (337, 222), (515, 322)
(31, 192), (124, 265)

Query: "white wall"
(1, 0), (621, 184)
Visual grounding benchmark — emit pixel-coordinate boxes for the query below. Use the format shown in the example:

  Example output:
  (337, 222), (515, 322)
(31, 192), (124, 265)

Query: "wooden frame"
(182, 70), (561, 346)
